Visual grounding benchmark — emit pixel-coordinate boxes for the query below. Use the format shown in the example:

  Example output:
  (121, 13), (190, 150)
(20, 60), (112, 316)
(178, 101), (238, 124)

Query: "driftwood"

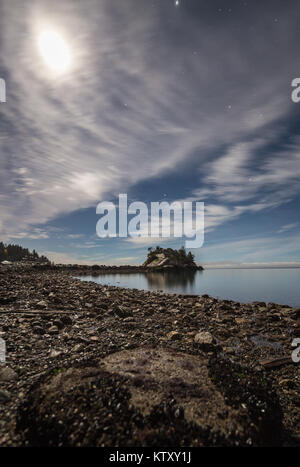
(259, 357), (293, 369)
(0, 310), (74, 315)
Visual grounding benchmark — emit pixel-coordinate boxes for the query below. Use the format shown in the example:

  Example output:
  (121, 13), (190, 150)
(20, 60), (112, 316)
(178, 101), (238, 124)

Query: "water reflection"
(76, 268), (300, 307)
(146, 269), (199, 291)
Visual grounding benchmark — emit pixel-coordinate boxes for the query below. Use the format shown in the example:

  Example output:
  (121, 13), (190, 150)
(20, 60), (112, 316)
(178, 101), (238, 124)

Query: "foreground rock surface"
(17, 347), (282, 446)
(0, 264), (299, 446)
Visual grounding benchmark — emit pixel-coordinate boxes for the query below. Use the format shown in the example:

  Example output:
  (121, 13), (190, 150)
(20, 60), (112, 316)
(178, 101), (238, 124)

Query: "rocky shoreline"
(0, 264), (299, 446)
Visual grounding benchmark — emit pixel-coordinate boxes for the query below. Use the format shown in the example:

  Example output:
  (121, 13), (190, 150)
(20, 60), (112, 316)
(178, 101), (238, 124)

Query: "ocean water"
(76, 268), (300, 307)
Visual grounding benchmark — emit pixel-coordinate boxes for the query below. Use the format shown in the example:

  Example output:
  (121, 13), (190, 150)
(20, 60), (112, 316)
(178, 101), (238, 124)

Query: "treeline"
(0, 242), (49, 263)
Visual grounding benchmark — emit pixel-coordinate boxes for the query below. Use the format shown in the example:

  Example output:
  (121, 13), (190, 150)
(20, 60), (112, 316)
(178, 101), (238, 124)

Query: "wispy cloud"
(277, 223), (299, 234)
(0, 0), (297, 242)
(198, 232), (300, 264)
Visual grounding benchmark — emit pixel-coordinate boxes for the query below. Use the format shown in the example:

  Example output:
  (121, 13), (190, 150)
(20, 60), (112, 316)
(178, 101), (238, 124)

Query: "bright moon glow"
(38, 30), (71, 74)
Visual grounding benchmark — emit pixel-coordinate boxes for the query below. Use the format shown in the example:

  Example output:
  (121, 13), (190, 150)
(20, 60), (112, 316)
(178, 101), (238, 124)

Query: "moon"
(38, 30), (71, 74)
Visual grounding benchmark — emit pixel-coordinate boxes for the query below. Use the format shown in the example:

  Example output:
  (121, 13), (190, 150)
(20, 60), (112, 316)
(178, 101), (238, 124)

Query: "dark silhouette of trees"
(0, 242), (49, 263)
(144, 246), (195, 266)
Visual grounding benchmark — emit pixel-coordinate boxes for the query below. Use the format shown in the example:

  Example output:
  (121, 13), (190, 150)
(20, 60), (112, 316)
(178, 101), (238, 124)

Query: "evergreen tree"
(0, 242), (49, 263)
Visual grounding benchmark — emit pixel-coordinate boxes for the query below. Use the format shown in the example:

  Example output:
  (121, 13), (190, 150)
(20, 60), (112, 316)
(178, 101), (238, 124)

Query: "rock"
(72, 344), (84, 353)
(167, 331), (181, 341)
(0, 366), (17, 381)
(194, 331), (213, 345)
(113, 305), (132, 318)
(235, 317), (245, 324)
(61, 315), (73, 326)
(36, 301), (48, 309)
(16, 347), (282, 447)
(293, 326), (300, 337)
(52, 319), (64, 330)
(90, 336), (100, 342)
(49, 349), (62, 358)
(32, 326), (45, 335)
(48, 326), (59, 335)
(0, 389), (11, 402)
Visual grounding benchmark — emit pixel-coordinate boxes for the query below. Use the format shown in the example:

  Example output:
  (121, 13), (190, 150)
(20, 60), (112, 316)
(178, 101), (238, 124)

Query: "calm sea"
(76, 268), (300, 307)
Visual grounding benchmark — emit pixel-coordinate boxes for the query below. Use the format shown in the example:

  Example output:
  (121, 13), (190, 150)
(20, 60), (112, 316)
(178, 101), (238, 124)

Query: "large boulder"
(16, 347), (282, 447)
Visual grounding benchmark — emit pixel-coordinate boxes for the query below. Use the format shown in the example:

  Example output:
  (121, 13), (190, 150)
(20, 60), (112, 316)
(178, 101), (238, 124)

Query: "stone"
(90, 336), (100, 342)
(61, 315), (73, 326)
(16, 347), (283, 447)
(235, 317), (245, 324)
(32, 326), (45, 335)
(291, 309), (300, 320)
(0, 366), (17, 382)
(293, 326), (300, 337)
(72, 344), (84, 353)
(167, 331), (181, 341)
(194, 331), (213, 345)
(36, 301), (48, 309)
(113, 305), (132, 318)
(49, 349), (62, 358)
(53, 319), (64, 330)
(48, 326), (59, 335)
(0, 389), (11, 402)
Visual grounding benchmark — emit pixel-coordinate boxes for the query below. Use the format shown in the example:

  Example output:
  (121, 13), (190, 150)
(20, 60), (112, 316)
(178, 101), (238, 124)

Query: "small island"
(143, 246), (203, 271)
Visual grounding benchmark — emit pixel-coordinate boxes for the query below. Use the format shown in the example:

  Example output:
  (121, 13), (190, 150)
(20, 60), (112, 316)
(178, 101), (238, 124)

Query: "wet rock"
(113, 305), (132, 318)
(167, 331), (181, 341)
(16, 347), (283, 447)
(32, 326), (45, 335)
(52, 319), (64, 330)
(194, 331), (213, 345)
(0, 389), (11, 403)
(291, 309), (300, 320)
(293, 326), (300, 337)
(235, 317), (245, 324)
(61, 315), (73, 326)
(0, 366), (17, 382)
(90, 336), (100, 342)
(36, 301), (48, 309)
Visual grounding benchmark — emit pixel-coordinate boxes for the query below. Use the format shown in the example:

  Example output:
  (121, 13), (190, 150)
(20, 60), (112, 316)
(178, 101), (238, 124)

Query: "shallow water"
(76, 268), (300, 307)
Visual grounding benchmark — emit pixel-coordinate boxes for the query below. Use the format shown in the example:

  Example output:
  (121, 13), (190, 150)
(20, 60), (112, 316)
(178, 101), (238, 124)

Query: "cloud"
(126, 236), (173, 247)
(42, 250), (93, 265)
(8, 228), (49, 240)
(198, 232), (300, 264)
(277, 223), (299, 234)
(203, 261), (300, 269)
(0, 0), (298, 241)
(43, 249), (139, 265)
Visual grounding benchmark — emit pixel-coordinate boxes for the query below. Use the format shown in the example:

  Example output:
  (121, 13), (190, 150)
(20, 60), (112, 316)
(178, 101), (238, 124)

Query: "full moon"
(38, 30), (71, 74)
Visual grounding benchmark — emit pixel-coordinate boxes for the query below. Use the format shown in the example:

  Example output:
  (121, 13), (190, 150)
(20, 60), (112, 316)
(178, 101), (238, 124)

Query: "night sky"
(0, 0), (300, 266)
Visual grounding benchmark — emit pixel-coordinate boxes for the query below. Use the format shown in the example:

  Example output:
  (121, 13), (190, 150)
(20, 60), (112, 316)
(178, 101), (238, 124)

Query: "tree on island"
(144, 246), (198, 268)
